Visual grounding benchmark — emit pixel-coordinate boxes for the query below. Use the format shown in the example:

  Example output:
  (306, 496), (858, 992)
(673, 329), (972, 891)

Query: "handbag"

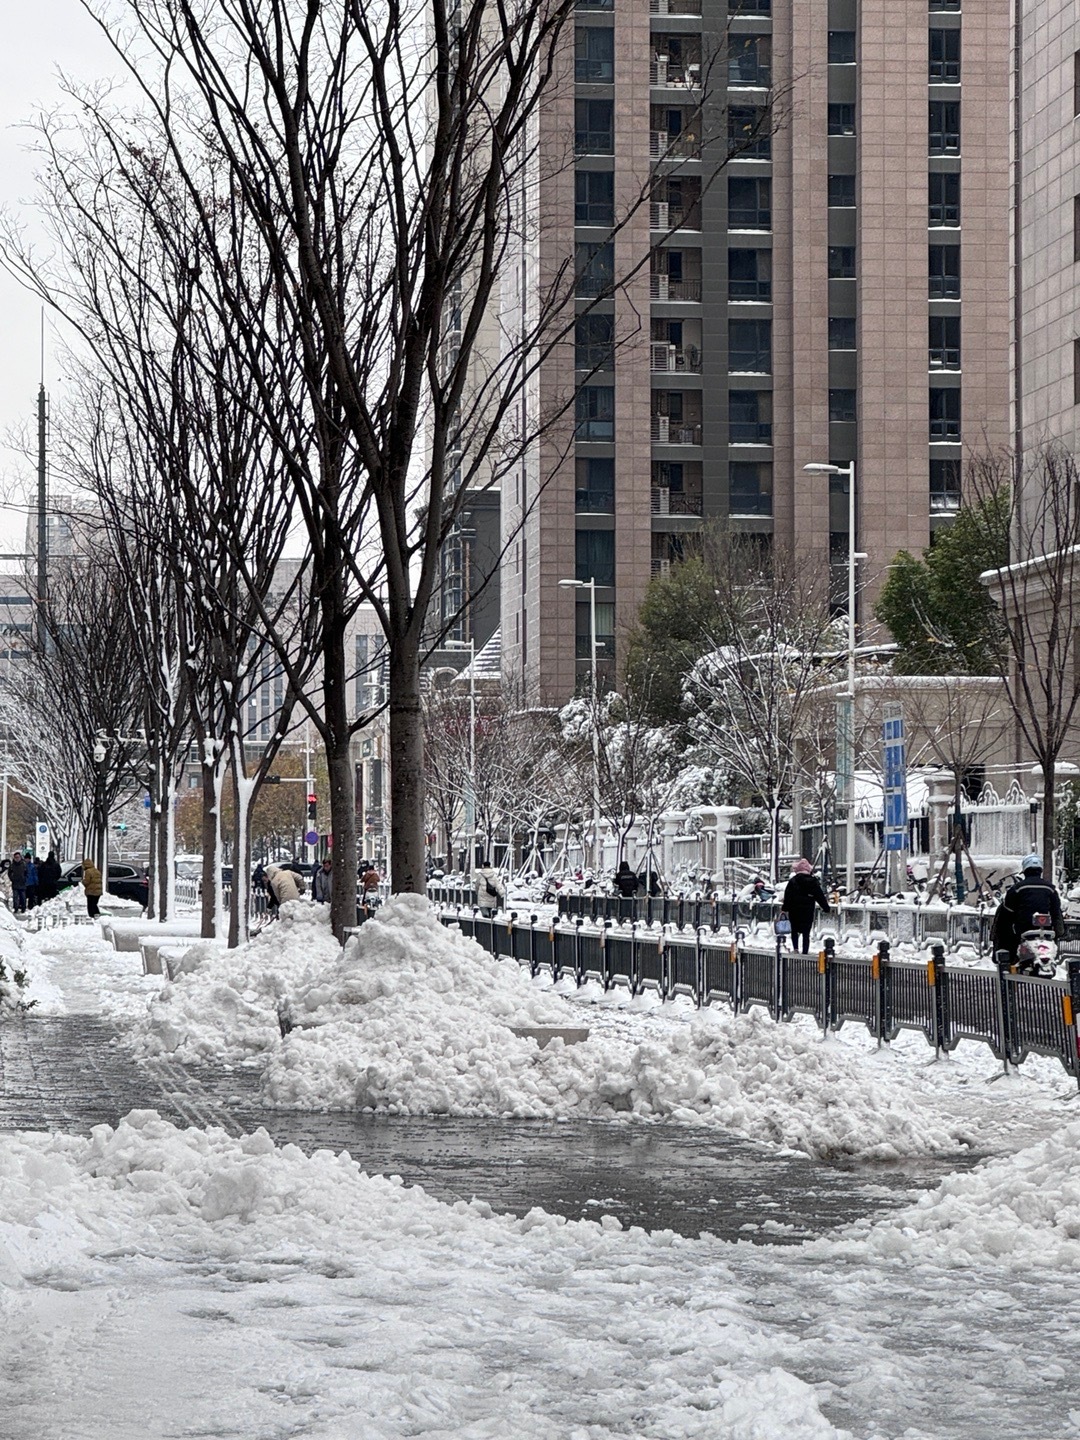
(774, 912), (792, 937)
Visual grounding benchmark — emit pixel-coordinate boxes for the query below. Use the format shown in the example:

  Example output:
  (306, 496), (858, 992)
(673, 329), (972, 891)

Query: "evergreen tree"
(874, 489), (1009, 675)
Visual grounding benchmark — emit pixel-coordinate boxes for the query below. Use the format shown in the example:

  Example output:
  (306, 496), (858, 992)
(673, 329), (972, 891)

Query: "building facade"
(499, 0), (1014, 707)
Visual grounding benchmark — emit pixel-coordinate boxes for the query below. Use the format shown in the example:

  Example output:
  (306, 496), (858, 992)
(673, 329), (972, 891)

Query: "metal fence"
(437, 907), (1080, 1084)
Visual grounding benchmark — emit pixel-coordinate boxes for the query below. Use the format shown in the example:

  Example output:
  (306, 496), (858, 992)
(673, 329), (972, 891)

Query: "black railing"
(438, 908), (1080, 1084)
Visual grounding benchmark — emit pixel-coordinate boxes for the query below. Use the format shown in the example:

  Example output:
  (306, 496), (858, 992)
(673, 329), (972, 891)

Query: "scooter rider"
(991, 854), (1064, 969)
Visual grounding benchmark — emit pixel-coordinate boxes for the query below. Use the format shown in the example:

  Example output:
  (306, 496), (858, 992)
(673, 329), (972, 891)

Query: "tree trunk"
(1042, 763), (1057, 881)
(389, 634), (425, 895)
(327, 737), (357, 940)
(229, 747), (254, 948)
(200, 760), (217, 939)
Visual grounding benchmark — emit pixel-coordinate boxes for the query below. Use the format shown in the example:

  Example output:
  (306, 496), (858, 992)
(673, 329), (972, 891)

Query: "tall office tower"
(499, 0), (1013, 707)
(1016, 1), (1080, 464)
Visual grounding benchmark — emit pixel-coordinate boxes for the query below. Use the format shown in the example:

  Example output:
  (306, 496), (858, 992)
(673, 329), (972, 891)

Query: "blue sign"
(882, 704), (908, 852)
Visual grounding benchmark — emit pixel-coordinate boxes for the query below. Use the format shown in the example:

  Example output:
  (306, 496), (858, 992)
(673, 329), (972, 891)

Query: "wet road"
(0, 1010), (975, 1242)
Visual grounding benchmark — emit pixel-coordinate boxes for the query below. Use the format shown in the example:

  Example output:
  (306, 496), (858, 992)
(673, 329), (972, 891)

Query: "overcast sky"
(0, 3), (117, 549)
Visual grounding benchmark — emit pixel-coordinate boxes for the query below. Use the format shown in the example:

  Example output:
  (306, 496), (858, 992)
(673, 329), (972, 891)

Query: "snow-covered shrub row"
(0, 1111), (850, 1438)
(130, 896), (972, 1159)
(819, 1121), (1080, 1271)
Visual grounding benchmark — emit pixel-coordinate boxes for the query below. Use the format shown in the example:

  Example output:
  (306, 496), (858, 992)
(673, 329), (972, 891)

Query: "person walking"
(38, 852), (61, 904)
(781, 858), (831, 955)
(474, 859), (505, 918)
(613, 860), (640, 898)
(313, 857), (333, 904)
(81, 856), (103, 919)
(9, 852), (27, 914)
(25, 855), (39, 910)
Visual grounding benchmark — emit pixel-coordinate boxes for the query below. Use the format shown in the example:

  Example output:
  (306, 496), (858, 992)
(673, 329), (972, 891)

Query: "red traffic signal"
(306, 792), (318, 805)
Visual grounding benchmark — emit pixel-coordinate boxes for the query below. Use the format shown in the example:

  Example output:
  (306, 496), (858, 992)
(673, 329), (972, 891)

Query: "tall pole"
(467, 638), (476, 871)
(589, 577), (601, 875)
(36, 380), (48, 654)
(845, 460), (857, 893)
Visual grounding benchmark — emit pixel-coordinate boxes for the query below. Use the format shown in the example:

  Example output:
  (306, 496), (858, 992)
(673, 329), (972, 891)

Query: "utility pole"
(36, 375), (48, 654)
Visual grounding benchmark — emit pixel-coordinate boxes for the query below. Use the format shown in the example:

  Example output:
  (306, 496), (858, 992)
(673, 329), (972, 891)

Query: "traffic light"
(307, 792), (318, 824)
(116, 822), (128, 835)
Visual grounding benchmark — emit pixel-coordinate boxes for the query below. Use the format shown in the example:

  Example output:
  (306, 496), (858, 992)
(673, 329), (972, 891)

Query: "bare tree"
(970, 448), (1080, 872)
(683, 553), (844, 882)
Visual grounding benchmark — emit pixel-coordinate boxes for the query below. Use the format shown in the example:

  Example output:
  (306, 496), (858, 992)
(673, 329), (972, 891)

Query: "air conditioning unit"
(655, 54), (669, 84)
(655, 415), (670, 442)
(654, 273), (669, 300)
(653, 201), (669, 229)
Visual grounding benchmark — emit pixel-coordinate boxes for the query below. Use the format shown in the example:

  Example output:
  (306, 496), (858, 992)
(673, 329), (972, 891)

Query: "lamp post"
(444, 638), (477, 871)
(803, 461), (863, 893)
(559, 576), (602, 874)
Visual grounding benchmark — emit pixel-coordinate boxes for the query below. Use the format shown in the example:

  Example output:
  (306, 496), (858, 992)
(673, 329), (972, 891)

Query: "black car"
(58, 861), (150, 909)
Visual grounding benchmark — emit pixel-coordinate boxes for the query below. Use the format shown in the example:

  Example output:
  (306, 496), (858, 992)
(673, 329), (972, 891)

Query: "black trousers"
(790, 919), (813, 954)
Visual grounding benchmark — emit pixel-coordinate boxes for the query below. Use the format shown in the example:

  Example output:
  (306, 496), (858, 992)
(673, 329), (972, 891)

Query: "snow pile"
(131, 901), (342, 1060)
(0, 1112), (852, 1439)
(825, 1121), (1080, 1270)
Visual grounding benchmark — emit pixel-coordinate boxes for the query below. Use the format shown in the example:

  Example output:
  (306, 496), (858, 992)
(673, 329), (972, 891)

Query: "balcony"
(651, 417), (702, 444)
(930, 488), (962, 513)
(651, 557), (673, 577)
(650, 58), (702, 88)
(649, 201), (701, 231)
(650, 342), (702, 373)
(929, 346), (961, 371)
(649, 274), (702, 301)
(651, 487), (703, 516)
(729, 420), (772, 444)
(649, 0), (702, 13)
(576, 487), (615, 513)
(650, 130), (701, 160)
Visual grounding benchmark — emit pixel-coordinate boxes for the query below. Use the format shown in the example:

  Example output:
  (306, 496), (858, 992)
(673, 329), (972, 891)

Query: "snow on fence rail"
(437, 907), (1080, 1085)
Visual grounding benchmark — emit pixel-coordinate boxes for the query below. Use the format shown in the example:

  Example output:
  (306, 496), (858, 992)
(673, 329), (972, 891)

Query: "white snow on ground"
(78, 895), (977, 1159)
(0, 1112), (850, 1440)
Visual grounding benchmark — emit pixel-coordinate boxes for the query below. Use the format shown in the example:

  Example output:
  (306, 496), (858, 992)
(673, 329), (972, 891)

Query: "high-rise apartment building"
(499, 0), (1013, 707)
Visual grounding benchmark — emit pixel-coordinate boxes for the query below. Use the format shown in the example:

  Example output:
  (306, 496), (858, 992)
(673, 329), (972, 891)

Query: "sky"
(0, 3), (117, 550)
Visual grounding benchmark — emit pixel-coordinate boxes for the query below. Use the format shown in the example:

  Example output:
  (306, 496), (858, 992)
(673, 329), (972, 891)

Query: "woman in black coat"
(37, 852), (62, 904)
(781, 859), (831, 954)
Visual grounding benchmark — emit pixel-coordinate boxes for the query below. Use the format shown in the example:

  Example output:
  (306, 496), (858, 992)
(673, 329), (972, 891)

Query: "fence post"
(1067, 960), (1080, 1088)
(927, 941), (948, 1060)
(874, 938), (890, 1048)
(773, 932), (785, 1023)
(529, 914), (538, 977)
(573, 916), (584, 988)
(819, 936), (834, 1037)
(730, 933), (741, 1013)
(695, 925), (704, 1007)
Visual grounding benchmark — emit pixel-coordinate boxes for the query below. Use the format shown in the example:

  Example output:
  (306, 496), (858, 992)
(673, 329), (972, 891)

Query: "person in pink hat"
(781, 858), (831, 954)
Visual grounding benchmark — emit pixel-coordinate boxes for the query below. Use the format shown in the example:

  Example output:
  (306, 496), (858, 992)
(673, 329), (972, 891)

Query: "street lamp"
(444, 638), (477, 871)
(559, 576), (603, 874)
(803, 461), (861, 892)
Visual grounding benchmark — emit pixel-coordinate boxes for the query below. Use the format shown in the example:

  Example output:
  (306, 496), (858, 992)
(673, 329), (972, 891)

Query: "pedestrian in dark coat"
(38, 852), (61, 903)
(781, 859), (831, 954)
(313, 858), (333, 904)
(9, 852), (27, 913)
(614, 861), (640, 898)
(25, 856), (39, 910)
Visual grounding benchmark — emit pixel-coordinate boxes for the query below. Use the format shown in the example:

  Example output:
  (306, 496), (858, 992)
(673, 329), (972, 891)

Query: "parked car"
(58, 861), (149, 909)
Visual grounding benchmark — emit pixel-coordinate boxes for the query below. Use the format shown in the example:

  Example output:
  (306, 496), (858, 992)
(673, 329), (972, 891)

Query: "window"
(728, 248), (772, 299)
(729, 461), (773, 516)
(1075, 339), (1080, 407)
(1075, 50), (1080, 116)
(828, 103), (856, 136)
(575, 98), (614, 153)
(728, 319), (771, 372)
(654, 461), (685, 491)
(930, 387), (960, 438)
(576, 529), (615, 586)
(576, 457), (615, 512)
(576, 313), (615, 370)
(575, 170), (614, 227)
(929, 172), (960, 225)
(929, 100), (960, 154)
(575, 241), (614, 296)
(729, 0), (770, 10)
(576, 0), (614, 10)
(575, 384), (615, 440)
(728, 176), (771, 228)
(828, 316), (856, 349)
(829, 389), (857, 422)
(576, 599), (616, 659)
(575, 27), (614, 82)
(929, 315), (960, 369)
(828, 173), (856, 208)
(828, 245), (856, 278)
(929, 243), (961, 296)
(930, 458), (962, 511)
(828, 31), (856, 64)
(729, 390), (772, 443)
(728, 35), (771, 85)
(929, 28), (960, 82)
(929, 0), (960, 10)
(728, 106), (770, 158)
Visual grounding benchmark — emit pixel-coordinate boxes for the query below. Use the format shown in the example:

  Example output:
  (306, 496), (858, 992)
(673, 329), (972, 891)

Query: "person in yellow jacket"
(81, 857), (103, 918)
